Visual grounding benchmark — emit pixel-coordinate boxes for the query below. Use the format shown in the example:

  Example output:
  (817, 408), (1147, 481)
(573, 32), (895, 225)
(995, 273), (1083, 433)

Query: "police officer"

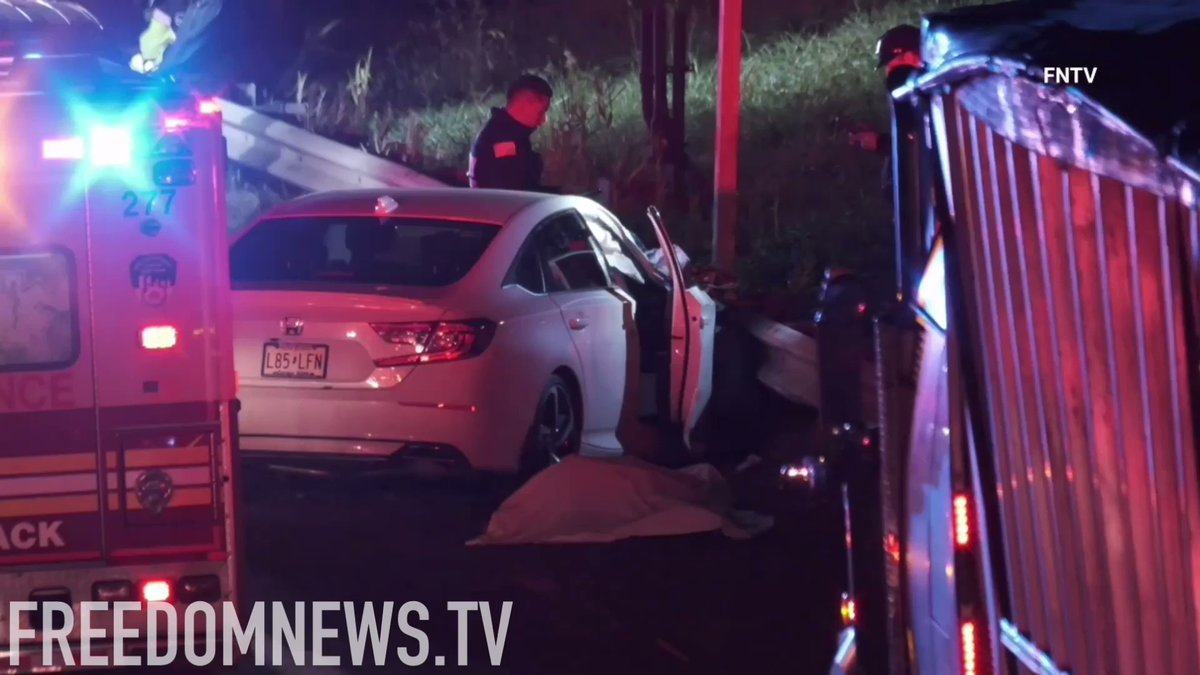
(468, 74), (553, 191)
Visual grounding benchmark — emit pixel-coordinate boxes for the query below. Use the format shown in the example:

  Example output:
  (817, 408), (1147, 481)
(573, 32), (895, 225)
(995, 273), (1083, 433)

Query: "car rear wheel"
(519, 375), (581, 476)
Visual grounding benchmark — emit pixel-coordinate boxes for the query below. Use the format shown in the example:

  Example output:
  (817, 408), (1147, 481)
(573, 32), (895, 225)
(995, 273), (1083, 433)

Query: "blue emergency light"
(88, 125), (134, 167)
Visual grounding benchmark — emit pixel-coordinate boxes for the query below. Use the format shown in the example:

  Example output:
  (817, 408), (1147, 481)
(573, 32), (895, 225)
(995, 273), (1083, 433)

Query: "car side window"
(507, 242), (545, 294)
(534, 212), (610, 293)
(582, 211), (648, 285)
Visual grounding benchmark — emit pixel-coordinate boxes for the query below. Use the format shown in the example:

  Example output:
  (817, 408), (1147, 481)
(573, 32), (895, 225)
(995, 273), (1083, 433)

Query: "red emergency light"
(198, 100), (221, 115)
(961, 620), (978, 675)
(141, 325), (178, 350)
(141, 580), (171, 603)
(162, 116), (190, 131)
(840, 595), (856, 626)
(953, 494), (971, 548)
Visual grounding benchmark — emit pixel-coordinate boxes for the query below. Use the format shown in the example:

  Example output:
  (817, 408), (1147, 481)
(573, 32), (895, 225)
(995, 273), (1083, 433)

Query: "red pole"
(712, 0), (742, 273)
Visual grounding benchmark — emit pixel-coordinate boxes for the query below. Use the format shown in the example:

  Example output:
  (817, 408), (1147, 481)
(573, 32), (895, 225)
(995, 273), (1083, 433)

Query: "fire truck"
(0, 4), (240, 670)
(806, 1), (1200, 673)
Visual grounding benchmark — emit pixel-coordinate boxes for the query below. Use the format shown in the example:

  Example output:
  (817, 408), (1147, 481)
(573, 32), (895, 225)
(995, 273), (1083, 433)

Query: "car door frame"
(519, 207), (633, 454)
(580, 203), (714, 450)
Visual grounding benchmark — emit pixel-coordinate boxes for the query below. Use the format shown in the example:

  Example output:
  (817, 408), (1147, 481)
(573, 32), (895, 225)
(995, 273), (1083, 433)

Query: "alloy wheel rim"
(537, 384), (575, 464)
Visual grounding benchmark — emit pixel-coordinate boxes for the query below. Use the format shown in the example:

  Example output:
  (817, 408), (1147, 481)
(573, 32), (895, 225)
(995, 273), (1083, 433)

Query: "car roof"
(258, 188), (558, 226)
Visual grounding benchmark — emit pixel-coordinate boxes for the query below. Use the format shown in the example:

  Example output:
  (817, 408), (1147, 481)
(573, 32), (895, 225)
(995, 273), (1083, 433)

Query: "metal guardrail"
(217, 98), (446, 192)
(741, 313), (877, 423)
(742, 314), (820, 408)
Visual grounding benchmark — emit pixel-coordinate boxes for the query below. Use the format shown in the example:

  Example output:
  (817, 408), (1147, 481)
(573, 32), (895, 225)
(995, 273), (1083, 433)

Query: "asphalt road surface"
(196, 401), (845, 675)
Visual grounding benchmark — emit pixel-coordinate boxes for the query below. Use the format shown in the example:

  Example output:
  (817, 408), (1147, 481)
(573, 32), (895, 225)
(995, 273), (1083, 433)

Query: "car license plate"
(261, 343), (329, 379)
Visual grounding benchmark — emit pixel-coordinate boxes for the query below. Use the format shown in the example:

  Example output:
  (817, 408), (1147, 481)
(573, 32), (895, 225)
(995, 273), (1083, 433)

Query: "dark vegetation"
(227, 0), (981, 315)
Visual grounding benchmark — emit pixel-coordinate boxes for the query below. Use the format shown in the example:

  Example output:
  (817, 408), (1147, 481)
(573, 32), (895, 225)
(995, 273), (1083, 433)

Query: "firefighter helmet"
(875, 24), (920, 69)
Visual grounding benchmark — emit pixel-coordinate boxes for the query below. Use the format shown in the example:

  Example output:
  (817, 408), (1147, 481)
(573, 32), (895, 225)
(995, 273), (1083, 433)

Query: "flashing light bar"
(198, 100), (221, 115)
(954, 494), (971, 548)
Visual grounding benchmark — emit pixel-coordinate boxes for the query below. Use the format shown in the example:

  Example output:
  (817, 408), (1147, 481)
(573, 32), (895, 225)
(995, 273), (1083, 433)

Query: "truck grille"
(936, 72), (1200, 674)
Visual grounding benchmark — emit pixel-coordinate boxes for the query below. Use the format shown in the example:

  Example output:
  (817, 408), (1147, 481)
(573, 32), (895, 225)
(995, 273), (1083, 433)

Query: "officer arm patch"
(493, 141), (518, 158)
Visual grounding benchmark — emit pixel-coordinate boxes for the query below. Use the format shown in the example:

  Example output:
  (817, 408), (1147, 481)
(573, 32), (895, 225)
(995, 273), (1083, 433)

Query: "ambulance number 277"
(123, 190), (177, 218)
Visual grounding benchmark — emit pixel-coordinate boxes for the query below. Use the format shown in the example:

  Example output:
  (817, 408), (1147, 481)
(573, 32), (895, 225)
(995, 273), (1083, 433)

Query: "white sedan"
(229, 188), (715, 476)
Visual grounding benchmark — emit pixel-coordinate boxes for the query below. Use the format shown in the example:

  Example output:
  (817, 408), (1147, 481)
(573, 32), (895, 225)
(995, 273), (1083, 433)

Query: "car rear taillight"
(371, 320), (495, 367)
(141, 580), (171, 603)
(141, 325), (178, 350)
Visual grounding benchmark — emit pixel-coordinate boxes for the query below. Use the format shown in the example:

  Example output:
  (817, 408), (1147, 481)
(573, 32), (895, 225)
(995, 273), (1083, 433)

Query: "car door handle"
(569, 316), (589, 330)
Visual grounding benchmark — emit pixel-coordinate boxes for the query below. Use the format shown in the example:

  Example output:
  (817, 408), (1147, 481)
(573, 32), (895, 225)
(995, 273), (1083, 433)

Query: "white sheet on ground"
(467, 455), (774, 546)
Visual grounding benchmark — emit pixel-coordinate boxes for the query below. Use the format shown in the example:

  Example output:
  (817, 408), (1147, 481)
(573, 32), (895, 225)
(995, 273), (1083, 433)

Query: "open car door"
(645, 207), (716, 451)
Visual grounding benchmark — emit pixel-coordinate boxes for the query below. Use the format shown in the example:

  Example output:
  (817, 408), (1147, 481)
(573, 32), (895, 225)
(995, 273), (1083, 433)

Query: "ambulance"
(0, 14), (240, 671)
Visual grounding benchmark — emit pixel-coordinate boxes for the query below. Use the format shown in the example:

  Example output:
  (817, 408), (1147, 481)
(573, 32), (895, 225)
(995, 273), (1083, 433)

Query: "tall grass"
(279, 0), (982, 313)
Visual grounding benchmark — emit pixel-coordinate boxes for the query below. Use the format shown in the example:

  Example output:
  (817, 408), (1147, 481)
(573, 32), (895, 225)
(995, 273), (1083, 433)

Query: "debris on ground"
(735, 454), (764, 473)
(467, 455), (774, 546)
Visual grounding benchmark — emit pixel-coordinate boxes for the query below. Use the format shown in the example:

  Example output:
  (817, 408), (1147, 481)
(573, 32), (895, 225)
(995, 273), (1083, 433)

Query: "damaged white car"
(229, 189), (715, 476)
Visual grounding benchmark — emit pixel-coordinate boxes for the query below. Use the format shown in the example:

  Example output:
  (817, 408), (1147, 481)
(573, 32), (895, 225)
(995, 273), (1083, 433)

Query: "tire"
(518, 375), (582, 477)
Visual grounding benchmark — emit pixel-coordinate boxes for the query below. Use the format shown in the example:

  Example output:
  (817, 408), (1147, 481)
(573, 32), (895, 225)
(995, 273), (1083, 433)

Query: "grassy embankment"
(231, 0), (981, 315)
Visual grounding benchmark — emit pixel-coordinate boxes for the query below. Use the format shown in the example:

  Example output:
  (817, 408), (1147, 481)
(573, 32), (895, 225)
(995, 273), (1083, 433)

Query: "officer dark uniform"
(468, 75), (553, 191)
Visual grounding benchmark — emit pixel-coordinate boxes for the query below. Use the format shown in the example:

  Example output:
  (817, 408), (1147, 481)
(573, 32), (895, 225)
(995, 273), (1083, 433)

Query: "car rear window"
(230, 216), (500, 288)
(0, 247), (79, 372)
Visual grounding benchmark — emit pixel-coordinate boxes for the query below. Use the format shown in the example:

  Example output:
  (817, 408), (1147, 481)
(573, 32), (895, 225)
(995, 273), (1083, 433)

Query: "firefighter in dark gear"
(850, 24), (924, 187)
(876, 23), (922, 84)
(468, 75), (553, 191)
(850, 24), (922, 153)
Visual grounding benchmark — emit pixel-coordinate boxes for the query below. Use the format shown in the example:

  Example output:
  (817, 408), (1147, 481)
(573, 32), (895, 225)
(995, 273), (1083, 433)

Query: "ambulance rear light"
(840, 593), (856, 626)
(198, 99), (221, 115)
(42, 137), (84, 160)
(141, 580), (171, 603)
(92, 580), (134, 602)
(141, 325), (178, 350)
(954, 493), (971, 548)
(961, 620), (978, 675)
